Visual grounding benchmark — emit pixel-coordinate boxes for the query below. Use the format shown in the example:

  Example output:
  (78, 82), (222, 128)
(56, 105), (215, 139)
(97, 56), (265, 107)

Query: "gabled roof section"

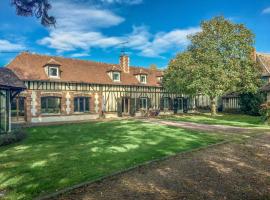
(133, 68), (149, 75)
(0, 68), (26, 89)
(257, 53), (270, 76)
(7, 52), (163, 87)
(45, 58), (62, 66)
(107, 65), (122, 72)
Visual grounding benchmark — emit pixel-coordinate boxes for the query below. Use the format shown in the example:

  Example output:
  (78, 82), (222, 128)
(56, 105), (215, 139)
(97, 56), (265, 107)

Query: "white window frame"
(140, 75), (147, 84)
(112, 72), (121, 82)
(48, 66), (59, 78)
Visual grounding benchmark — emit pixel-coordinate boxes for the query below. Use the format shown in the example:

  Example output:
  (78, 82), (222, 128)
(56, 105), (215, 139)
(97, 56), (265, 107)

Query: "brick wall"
(24, 90), (102, 122)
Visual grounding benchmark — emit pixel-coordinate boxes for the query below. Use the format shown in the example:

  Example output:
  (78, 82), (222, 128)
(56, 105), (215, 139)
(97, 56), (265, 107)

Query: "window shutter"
(117, 98), (122, 117)
(136, 98), (140, 111)
(130, 98), (136, 116)
(139, 98), (142, 109)
(160, 97), (164, 111)
(147, 97), (151, 109)
(169, 97), (173, 110)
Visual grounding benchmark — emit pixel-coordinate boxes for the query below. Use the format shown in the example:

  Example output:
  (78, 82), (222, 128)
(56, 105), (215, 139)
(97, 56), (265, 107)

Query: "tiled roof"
(7, 52), (164, 87)
(257, 53), (270, 76)
(0, 67), (26, 89)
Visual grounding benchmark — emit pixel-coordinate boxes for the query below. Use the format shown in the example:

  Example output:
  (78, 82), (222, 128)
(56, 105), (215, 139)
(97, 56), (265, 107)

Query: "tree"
(164, 16), (261, 115)
(11, 0), (55, 26)
(163, 52), (197, 95)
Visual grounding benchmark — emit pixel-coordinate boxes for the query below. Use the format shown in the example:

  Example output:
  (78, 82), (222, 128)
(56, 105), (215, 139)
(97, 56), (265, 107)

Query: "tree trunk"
(210, 97), (217, 116)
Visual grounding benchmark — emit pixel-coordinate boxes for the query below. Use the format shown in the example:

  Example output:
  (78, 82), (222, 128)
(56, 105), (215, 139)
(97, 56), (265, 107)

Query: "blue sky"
(0, 0), (270, 68)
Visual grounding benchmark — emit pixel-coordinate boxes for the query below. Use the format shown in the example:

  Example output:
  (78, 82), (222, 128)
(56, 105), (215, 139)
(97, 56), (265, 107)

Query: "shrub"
(0, 130), (27, 147)
(239, 92), (266, 116)
(259, 102), (270, 124)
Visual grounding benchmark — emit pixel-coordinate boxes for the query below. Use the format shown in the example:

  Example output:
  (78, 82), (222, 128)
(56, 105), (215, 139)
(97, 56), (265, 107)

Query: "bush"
(239, 92), (266, 116)
(260, 102), (270, 124)
(0, 130), (27, 147)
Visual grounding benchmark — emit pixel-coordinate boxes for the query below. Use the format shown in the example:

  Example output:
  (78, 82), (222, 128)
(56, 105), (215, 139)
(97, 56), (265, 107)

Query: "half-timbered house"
(7, 52), (203, 123)
(222, 52), (270, 111)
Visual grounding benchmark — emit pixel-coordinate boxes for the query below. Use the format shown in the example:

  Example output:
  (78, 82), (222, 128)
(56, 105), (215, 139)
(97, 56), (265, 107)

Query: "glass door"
(0, 90), (7, 133)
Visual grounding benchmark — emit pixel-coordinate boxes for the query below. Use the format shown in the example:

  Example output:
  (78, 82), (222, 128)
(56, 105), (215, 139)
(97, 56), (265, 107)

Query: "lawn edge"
(35, 139), (229, 200)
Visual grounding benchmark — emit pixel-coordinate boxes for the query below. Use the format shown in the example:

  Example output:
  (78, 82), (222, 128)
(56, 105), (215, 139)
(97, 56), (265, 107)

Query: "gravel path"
(52, 133), (270, 200)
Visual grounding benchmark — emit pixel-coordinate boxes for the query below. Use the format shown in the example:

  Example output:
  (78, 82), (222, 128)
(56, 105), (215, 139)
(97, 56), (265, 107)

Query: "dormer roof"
(106, 65), (122, 72)
(44, 58), (61, 66)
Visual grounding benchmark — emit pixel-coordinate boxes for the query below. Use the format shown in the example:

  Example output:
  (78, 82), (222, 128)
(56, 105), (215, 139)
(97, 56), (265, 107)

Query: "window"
(0, 90), (7, 133)
(41, 97), (61, 114)
(164, 97), (169, 109)
(157, 76), (163, 82)
(48, 66), (59, 78)
(112, 72), (120, 82)
(140, 97), (148, 109)
(140, 75), (147, 84)
(74, 97), (90, 113)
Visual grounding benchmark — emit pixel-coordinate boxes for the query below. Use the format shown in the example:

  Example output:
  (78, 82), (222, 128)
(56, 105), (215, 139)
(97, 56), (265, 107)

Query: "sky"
(0, 0), (270, 68)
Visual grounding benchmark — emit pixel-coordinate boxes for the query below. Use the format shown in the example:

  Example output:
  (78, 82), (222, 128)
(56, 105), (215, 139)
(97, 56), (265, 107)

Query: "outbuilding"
(0, 68), (26, 134)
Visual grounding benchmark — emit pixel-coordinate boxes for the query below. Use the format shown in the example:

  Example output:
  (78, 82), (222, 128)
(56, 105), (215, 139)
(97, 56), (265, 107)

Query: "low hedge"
(0, 130), (27, 147)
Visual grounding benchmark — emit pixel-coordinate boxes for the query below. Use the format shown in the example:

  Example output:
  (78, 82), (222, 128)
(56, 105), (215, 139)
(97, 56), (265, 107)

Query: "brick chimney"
(120, 54), (130, 73)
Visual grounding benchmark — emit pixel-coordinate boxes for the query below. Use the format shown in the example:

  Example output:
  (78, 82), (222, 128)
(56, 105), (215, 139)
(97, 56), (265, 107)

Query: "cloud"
(38, 0), (200, 57)
(262, 7), (270, 14)
(137, 27), (201, 57)
(71, 52), (91, 58)
(51, 0), (125, 32)
(38, 31), (122, 52)
(99, 0), (143, 5)
(39, 26), (200, 57)
(0, 39), (26, 51)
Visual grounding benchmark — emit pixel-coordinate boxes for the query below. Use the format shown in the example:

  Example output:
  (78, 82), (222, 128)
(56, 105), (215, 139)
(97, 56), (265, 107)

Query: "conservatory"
(0, 68), (26, 134)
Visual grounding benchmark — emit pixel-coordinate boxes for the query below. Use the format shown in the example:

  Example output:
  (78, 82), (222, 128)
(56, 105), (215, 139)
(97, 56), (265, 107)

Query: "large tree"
(11, 0), (55, 26)
(164, 16), (261, 115)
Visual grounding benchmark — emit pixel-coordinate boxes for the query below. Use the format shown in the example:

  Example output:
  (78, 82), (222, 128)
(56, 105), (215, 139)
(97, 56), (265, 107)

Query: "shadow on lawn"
(0, 120), (222, 200)
(55, 134), (270, 200)
(160, 113), (265, 128)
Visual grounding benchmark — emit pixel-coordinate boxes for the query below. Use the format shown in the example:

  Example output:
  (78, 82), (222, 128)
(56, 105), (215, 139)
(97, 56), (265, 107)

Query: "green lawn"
(158, 113), (267, 128)
(0, 120), (223, 200)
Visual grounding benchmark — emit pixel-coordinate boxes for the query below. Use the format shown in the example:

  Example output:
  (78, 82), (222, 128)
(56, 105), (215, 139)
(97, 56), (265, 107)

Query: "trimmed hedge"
(0, 130), (27, 147)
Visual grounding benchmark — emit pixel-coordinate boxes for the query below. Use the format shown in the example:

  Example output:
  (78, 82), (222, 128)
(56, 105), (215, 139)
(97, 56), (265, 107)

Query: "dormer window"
(44, 58), (61, 79)
(157, 76), (163, 82)
(140, 75), (147, 84)
(112, 72), (120, 82)
(48, 66), (59, 78)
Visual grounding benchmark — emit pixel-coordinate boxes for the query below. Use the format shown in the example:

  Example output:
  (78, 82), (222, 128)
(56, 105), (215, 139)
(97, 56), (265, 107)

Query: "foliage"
(259, 102), (270, 124)
(0, 120), (223, 199)
(239, 92), (266, 116)
(158, 113), (266, 128)
(163, 16), (261, 115)
(11, 0), (55, 26)
(0, 129), (26, 147)
(163, 51), (197, 95)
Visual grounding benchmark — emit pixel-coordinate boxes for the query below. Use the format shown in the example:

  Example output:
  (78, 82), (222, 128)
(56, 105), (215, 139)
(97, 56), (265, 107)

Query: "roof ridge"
(256, 52), (270, 57)
(21, 51), (119, 67)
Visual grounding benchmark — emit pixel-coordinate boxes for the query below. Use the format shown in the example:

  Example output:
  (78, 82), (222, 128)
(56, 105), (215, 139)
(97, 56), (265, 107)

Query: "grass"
(158, 113), (268, 128)
(0, 120), (224, 200)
